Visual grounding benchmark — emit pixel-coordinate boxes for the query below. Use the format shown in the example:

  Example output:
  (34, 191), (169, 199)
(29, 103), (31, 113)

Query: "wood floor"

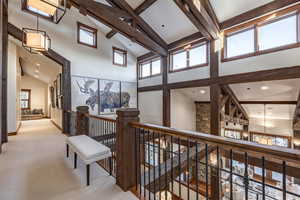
(0, 119), (138, 200)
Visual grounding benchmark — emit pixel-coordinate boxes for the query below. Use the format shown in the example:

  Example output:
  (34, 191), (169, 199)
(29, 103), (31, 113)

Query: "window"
(139, 58), (161, 79)
(226, 28), (255, 58)
(223, 10), (300, 62)
(170, 42), (208, 72)
(20, 89), (31, 110)
(77, 22), (97, 48)
(113, 47), (127, 67)
(258, 14), (297, 51)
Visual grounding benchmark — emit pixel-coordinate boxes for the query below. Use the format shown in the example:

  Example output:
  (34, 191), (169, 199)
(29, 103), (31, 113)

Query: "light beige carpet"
(0, 119), (138, 200)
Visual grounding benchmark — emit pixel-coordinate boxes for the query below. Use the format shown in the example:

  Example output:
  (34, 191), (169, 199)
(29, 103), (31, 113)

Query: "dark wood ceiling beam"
(168, 32), (204, 50)
(106, 0), (157, 39)
(200, 0), (219, 31)
(222, 85), (249, 120)
(173, 0), (212, 40)
(184, 0), (219, 39)
(240, 101), (298, 105)
(69, 0), (167, 56)
(293, 91), (300, 125)
(108, 0), (168, 50)
(221, 0), (300, 30)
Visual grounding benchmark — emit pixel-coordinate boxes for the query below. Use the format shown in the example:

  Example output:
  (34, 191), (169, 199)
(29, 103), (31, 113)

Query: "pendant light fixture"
(27, 0), (66, 24)
(22, 16), (51, 54)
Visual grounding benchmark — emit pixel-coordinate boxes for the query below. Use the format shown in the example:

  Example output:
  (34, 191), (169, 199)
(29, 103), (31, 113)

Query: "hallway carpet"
(0, 119), (138, 200)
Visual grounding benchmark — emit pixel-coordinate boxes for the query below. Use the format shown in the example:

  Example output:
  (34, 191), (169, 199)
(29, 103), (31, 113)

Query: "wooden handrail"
(130, 122), (300, 163)
(86, 114), (116, 122)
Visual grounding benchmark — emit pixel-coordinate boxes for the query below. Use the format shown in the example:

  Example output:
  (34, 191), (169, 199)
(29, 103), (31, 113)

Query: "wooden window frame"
(21, 0), (54, 22)
(138, 58), (162, 80)
(21, 89), (31, 110)
(77, 22), (98, 49)
(169, 41), (209, 73)
(112, 47), (127, 67)
(250, 131), (292, 148)
(222, 7), (300, 62)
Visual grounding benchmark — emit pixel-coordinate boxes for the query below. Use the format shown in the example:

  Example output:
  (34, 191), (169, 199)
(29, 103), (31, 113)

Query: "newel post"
(116, 108), (140, 191)
(75, 106), (89, 136)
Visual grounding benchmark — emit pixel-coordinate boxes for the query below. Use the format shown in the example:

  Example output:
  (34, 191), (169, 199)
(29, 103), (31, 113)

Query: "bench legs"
(86, 164), (90, 186)
(74, 152), (77, 169)
(66, 144), (69, 158)
(109, 157), (112, 176)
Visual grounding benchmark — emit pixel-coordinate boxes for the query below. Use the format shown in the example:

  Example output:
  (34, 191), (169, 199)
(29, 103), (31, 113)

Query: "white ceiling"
(172, 87), (210, 102)
(230, 79), (300, 101)
(140, 0), (198, 44)
(12, 38), (61, 84)
(209, 0), (274, 22)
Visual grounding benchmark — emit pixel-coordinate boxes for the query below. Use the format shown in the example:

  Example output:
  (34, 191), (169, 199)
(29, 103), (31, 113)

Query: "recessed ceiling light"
(261, 86), (269, 90)
(35, 69), (39, 73)
(161, 24), (165, 28)
(200, 90), (206, 94)
(36, 63), (41, 66)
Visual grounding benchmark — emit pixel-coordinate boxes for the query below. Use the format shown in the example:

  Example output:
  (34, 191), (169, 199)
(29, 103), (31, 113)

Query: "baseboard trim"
(8, 122), (22, 136)
(51, 120), (62, 131)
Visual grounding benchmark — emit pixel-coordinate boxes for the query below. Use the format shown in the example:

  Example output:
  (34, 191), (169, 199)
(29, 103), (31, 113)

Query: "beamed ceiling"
(70, 0), (297, 56)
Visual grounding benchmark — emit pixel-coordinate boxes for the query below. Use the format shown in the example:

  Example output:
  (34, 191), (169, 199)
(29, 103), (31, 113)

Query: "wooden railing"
(130, 122), (300, 200)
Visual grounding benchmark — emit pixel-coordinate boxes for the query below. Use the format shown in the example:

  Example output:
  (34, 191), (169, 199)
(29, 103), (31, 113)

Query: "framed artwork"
(99, 80), (121, 114)
(120, 82), (137, 108)
(50, 86), (55, 108)
(71, 76), (99, 115)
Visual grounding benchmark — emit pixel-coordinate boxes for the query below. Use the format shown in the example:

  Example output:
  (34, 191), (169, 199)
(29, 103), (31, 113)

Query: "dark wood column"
(210, 40), (220, 136)
(0, 0), (8, 151)
(162, 56), (170, 127)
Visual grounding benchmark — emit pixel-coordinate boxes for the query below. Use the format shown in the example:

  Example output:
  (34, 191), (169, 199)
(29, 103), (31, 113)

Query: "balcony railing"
(68, 107), (300, 200)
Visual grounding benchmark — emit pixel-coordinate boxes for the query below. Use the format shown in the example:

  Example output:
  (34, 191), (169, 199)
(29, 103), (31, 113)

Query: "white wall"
(168, 66), (210, 84)
(8, 0), (137, 110)
(21, 75), (48, 115)
(249, 117), (293, 136)
(138, 91), (163, 125)
(138, 75), (162, 87)
(219, 47), (300, 76)
(171, 90), (196, 131)
(51, 108), (63, 129)
(7, 41), (21, 133)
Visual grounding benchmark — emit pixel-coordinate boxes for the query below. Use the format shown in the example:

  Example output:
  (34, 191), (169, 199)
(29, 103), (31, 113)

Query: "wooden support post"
(162, 56), (170, 127)
(0, 0), (8, 151)
(75, 106), (89, 136)
(116, 108), (140, 191)
(210, 40), (220, 136)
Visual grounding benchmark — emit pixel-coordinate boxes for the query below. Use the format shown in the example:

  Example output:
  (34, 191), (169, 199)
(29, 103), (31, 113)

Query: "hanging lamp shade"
(26, 0), (66, 24)
(27, 0), (58, 16)
(22, 28), (51, 54)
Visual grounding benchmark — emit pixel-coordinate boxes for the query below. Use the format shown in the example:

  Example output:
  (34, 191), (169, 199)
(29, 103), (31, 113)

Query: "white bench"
(66, 135), (112, 186)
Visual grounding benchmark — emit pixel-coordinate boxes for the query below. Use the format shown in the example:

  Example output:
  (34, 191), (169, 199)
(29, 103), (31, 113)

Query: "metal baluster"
(139, 128), (142, 197)
(205, 143), (209, 200)
(171, 136), (174, 194)
(164, 135), (168, 200)
(158, 133), (161, 200)
(230, 149), (233, 200)
(187, 139), (190, 200)
(142, 129), (146, 198)
(152, 131), (156, 200)
(196, 142), (199, 200)
(283, 161), (286, 200)
(147, 130), (151, 200)
(262, 157), (266, 200)
(244, 152), (249, 200)
(135, 128), (138, 191)
(179, 137), (182, 199)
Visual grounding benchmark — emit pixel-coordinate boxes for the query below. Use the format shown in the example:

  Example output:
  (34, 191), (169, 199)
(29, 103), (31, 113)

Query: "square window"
(113, 47), (127, 67)
(189, 44), (207, 67)
(77, 22), (97, 48)
(258, 15), (297, 51)
(226, 28), (255, 58)
(172, 51), (187, 70)
(151, 60), (161, 75)
(141, 63), (151, 78)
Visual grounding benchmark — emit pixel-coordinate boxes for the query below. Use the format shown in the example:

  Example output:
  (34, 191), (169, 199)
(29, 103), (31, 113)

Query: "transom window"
(139, 58), (161, 79)
(20, 89), (31, 110)
(113, 47), (127, 67)
(170, 42), (208, 72)
(223, 11), (300, 61)
(77, 22), (97, 48)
